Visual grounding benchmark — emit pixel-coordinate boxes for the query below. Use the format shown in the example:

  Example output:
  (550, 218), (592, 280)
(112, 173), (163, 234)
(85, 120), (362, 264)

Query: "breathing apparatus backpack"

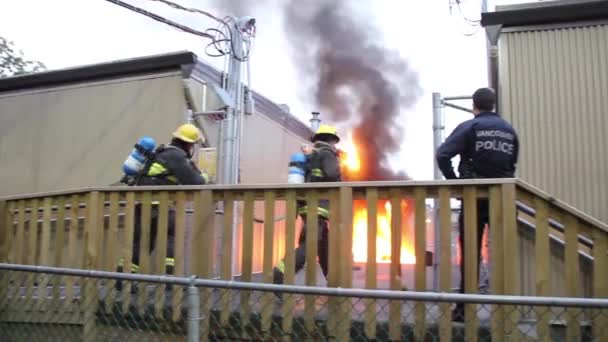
(120, 137), (157, 186)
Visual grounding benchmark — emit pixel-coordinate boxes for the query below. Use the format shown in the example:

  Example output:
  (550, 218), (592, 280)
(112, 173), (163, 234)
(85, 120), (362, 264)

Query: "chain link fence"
(1, 263), (607, 341)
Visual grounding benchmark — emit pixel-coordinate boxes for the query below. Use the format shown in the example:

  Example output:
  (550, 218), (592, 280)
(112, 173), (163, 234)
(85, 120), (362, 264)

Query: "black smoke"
(210, 0), (422, 180)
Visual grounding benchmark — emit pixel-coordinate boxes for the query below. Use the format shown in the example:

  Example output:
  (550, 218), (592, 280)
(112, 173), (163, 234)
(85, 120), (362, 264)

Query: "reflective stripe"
(165, 257), (175, 267)
(146, 162), (178, 184)
(148, 162), (168, 177)
(276, 260), (285, 273)
(311, 168), (323, 177)
(297, 206), (330, 219)
(117, 257), (139, 273)
(117, 257), (174, 270)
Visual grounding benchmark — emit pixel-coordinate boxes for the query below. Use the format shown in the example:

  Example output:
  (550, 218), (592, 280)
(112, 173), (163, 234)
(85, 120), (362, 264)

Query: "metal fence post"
(187, 276), (201, 342)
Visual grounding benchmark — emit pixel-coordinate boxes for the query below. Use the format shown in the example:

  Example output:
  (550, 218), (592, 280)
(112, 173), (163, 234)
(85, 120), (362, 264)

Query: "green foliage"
(0, 36), (46, 77)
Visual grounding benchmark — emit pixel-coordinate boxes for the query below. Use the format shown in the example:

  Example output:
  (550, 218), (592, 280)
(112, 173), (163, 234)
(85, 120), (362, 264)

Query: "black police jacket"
(436, 112), (519, 179)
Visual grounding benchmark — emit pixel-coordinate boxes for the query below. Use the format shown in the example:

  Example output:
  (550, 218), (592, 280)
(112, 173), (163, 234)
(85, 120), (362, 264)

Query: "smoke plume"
(284, 1), (422, 181)
(210, 0), (422, 181)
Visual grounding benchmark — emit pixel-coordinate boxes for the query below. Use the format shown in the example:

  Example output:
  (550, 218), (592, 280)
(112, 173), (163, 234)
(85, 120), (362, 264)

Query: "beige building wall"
(0, 71), (188, 196)
(240, 111), (309, 183)
(498, 23), (608, 223)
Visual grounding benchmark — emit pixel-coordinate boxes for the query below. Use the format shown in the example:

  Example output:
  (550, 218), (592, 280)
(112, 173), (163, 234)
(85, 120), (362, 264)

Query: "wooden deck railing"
(0, 178), (606, 341)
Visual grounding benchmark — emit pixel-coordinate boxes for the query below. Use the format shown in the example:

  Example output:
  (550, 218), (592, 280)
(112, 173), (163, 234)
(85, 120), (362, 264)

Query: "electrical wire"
(457, 0), (481, 24)
(147, 0), (225, 24)
(103, 0), (215, 39)
(104, 0), (256, 62)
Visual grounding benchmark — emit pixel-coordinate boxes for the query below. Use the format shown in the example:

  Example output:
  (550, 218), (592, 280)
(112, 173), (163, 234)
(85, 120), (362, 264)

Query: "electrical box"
(198, 147), (218, 184)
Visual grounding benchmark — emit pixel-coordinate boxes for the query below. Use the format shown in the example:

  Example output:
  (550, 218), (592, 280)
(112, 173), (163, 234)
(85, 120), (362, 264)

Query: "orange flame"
(352, 199), (416, 264)
(340, 133), (416, 264)
(341, 132), (361, 174)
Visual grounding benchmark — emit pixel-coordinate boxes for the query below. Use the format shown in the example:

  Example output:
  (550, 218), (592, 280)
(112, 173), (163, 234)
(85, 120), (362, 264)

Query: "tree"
(0, 36), (46, 78)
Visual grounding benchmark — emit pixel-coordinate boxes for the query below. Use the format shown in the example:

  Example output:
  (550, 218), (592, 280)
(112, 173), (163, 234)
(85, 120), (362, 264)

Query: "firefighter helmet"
(312, 124), (340, 143)
(172, 123), (203, 144)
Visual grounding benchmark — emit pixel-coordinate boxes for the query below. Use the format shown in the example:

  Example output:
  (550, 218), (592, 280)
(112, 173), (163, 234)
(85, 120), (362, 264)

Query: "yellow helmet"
(312, 124), (340, 143)
(172, 123), (203, 144)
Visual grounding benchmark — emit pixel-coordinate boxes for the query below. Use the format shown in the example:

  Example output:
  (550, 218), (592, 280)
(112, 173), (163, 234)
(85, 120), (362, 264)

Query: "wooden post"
(24, 199), (39, 319)
(564, 214), (581, 342)
(364, 188), (378, 339)
(281, 190), (298, 342)
(0, 200), (8, 263)
(0, 200), (10, 314)
(261, 191), (276, 333)
(154, 192), (169, 318)
(65, 196), (80, 312)
(592, 229), (608, 339)
(534, 197), (551, 342)
(438, 187), (453, 342)
(414, 187), (427, 341)
(83, 191), (100, 342)
(337, 187), (353, 342)
(303, 190), (319, 334)
(220, 191), (234, 327)
(105, 192), (120, 309)
(121, 192), (135, 313)
(463, 186), (479, 340)
(14, 201), (26, 265)
(193, 190), (214, 342)
(388, 188), (402, 341)
(489, 186), (504, 341)
(172, 191), (187, 322)
(137, 192), (152, 315)
(241, 191), (255, 333)
(501, 184), (520, 339)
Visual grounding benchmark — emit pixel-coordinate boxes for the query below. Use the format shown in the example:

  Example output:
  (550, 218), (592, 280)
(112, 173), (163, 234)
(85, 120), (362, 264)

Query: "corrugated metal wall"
(0, 72), (187, 196)
(499, 24), (608, 223)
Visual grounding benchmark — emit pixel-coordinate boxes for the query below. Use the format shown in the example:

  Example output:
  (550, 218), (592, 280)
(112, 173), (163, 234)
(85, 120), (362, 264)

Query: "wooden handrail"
(515, 179), (608, 232)
(0, 178), (518, 201)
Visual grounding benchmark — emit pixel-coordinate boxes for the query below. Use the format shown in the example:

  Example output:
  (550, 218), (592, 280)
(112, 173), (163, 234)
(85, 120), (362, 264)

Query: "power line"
(147, 0), (225, 25)
(103, 0), (255, 61)
(457, 0), (481, 24)
(104, 0), (215, 39)
(449, 0), (481, 27)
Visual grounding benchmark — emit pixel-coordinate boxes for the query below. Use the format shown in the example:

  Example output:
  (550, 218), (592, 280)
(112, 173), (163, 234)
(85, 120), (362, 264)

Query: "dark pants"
(454, 199), (488, 316)
(274, 215), (330, 284)
(132, 204), (176, 272)
(294, 216), (330, 278)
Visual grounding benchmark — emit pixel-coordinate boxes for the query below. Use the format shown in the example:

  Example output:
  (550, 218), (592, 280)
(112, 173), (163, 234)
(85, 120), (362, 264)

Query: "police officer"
(435, 88), (519, 321)
(273, 125), (341, 288)
(118, 123), (208, 276)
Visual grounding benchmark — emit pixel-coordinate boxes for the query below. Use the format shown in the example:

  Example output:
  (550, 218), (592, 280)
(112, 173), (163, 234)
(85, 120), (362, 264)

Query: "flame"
(339, 129), (417, 264)
(351, 199), (417, 264)
(341, 132), (361, 174)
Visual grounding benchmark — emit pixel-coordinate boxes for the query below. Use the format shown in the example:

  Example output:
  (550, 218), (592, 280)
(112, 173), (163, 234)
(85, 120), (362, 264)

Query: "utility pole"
(431, 93), (473, 291)
(219, 17), (255, 185)
(483, 0), (501, 103)
(432, 93), (443, 291)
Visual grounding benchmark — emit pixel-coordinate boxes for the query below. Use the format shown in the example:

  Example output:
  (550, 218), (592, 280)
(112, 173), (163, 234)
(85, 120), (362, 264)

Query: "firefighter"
(435, 87), (519, 321)
(118, 123), (208, 276)
(273, 124), (342, 288)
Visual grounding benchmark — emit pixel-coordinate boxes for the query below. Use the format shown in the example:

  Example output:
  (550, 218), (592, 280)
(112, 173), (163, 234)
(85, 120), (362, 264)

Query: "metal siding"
(499, 24), (608, 223)
(0, 73), (187, 196)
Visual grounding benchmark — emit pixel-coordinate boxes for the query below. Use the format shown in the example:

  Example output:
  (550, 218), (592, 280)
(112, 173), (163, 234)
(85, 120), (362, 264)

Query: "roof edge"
(0, 51), (198, 93)
(481, 0), (608, 28)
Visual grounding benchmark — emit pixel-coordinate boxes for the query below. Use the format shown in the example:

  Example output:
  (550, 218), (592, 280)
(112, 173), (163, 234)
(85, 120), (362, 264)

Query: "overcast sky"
(1, 0), (534, 180)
